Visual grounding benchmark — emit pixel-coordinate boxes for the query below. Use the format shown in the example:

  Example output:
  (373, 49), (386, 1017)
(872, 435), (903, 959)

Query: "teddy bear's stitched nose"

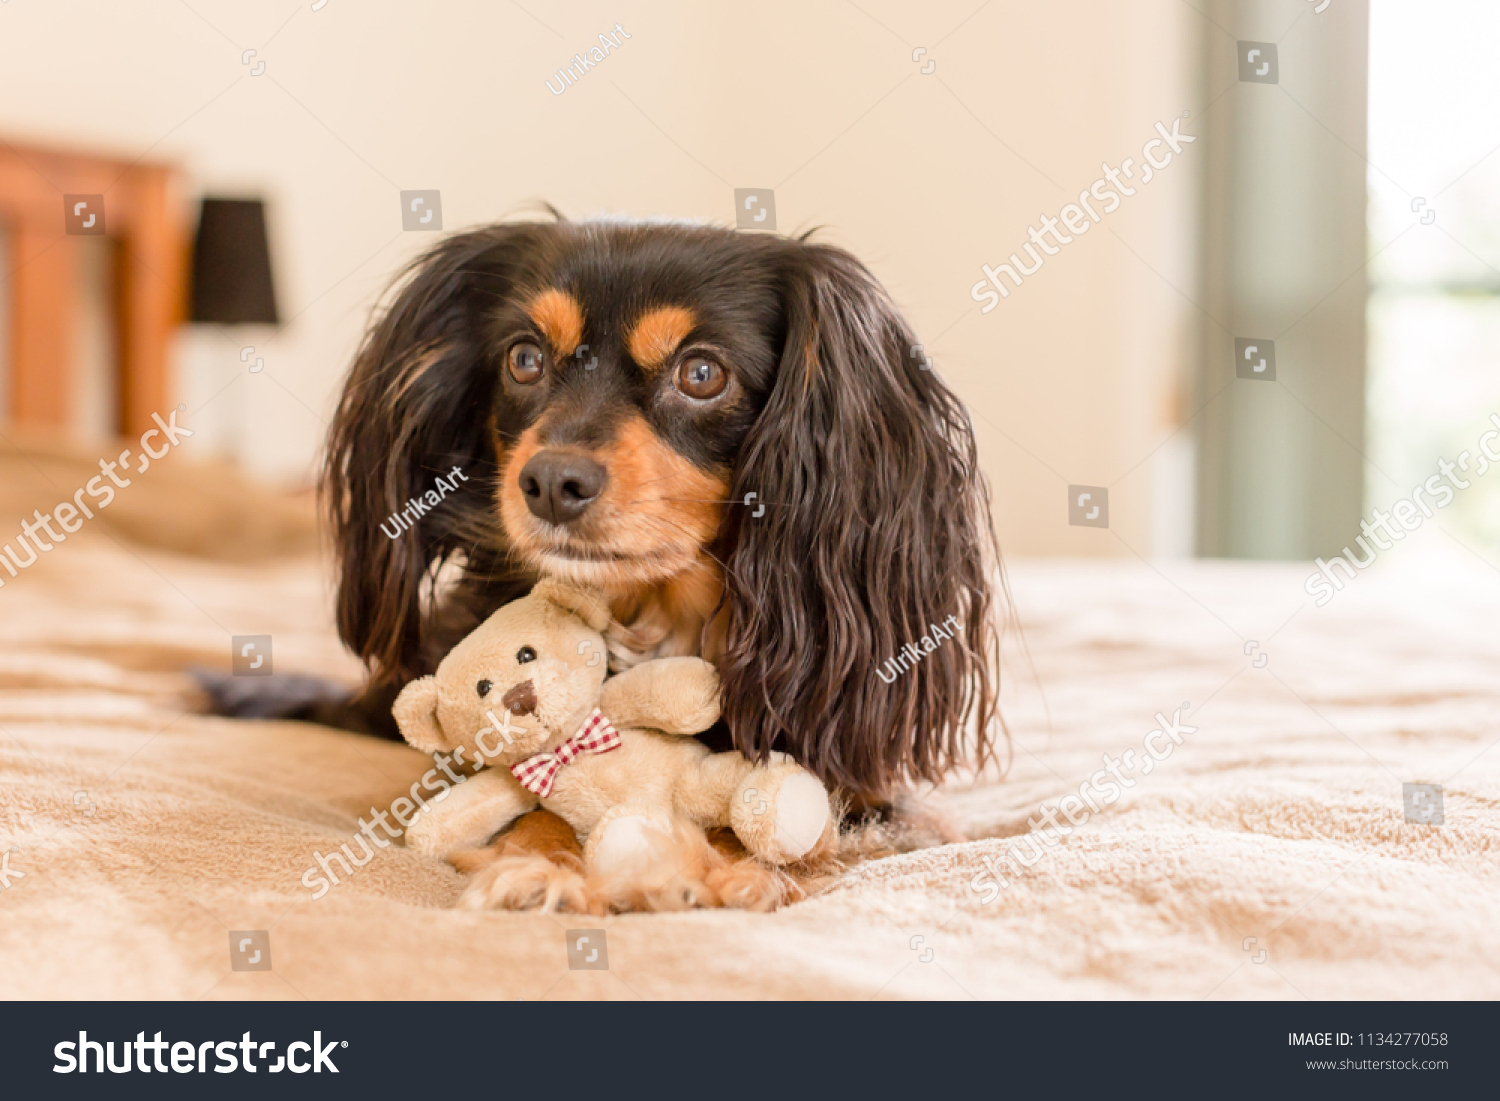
(501, 679), (537, 716)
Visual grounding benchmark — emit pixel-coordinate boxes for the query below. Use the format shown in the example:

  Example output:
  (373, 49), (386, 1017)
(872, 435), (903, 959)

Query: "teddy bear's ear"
(532, 577), (611, 633)
(392, 676), (448, 753)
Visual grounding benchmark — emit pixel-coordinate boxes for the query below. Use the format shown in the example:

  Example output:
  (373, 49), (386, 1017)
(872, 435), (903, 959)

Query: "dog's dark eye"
(508, 342), (545, 384)
(516, 646), (537, 664)
(476, 679), (492, 697)
(675, 356), (727, 400)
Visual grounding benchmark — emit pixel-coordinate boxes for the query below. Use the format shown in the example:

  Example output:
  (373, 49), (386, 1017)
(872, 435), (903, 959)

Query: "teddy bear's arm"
(598, 656), (721, 736)
(405, 769), (538, 858)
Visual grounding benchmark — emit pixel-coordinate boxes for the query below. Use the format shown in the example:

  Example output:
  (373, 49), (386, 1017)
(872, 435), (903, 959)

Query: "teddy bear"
(391, 577), (835, 908)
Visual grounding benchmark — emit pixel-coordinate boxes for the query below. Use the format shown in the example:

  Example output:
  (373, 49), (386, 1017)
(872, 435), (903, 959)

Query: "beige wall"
(0, 0), (1202, 556)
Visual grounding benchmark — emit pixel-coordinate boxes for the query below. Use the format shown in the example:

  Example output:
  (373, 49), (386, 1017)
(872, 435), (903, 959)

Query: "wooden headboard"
(0, 139), (184, 437)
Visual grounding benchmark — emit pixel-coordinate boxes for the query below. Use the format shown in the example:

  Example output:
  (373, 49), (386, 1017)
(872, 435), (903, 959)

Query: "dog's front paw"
(456, 854), (594, 913)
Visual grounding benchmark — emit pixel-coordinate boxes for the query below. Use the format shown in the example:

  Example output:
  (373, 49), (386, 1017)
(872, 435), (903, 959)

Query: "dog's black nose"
(519, 451), (606, 524)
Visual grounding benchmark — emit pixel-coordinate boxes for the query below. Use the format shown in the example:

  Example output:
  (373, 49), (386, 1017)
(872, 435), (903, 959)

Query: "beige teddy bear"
(392, 578), (834, 904)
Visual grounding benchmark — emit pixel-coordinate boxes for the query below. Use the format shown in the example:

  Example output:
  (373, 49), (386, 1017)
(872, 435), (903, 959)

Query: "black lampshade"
(189, 198), (279, 325)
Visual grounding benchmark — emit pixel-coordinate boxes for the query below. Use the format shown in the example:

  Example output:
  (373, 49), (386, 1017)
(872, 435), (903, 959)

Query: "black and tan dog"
(221, 213), (1005, 900)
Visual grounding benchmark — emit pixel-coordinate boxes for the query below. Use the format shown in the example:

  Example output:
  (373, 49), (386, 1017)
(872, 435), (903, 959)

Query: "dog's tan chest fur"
(604, 566), (726, 669)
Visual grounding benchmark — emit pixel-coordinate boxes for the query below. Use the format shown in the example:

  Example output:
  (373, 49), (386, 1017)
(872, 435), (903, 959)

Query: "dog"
(217, 213), (1004, 902)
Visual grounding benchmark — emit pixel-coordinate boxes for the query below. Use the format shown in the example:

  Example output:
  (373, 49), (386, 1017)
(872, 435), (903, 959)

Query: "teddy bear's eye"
(516, 646), (537, 664)
(476, 679), (492, 697)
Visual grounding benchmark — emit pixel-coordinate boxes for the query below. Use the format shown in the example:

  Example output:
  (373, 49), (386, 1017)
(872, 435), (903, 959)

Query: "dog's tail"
(189, 668), (403, 739)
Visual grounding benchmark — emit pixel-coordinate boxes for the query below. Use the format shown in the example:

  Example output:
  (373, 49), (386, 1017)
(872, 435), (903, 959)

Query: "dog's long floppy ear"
(323, 224), (550, 688)
(719, 240), (1003, 801)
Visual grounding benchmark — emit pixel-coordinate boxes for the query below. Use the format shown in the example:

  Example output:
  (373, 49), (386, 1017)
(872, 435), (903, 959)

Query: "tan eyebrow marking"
(627, 306), (697, 371)
(524, 288), (585, 355)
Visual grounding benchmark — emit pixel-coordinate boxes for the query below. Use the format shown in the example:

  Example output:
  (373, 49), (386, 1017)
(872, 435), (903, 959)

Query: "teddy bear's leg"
(585, 804), (679, 878)
(730, 756), (835, 865)
(672, 750), (758, 827)
(584, 805), (725, 913)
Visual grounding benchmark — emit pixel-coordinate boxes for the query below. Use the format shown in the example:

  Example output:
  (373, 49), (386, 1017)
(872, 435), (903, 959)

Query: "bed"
(2, 444), (1497, 999)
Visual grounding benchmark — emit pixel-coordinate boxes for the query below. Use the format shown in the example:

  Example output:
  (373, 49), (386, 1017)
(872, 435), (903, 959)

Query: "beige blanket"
(2, 449), (1497, 1000)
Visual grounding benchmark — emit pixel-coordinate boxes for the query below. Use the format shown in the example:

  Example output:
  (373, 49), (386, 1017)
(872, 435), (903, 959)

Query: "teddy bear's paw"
(456, 854), (594, 914)
(733, 765), (834, 865)
(673, 659), (723, 731)
(588, 819), (723, 913)
(403, 812), (448, 859)
(589, 814), (676, 879)
(583, 823), (831, 913)
(772, 774), (834, 860)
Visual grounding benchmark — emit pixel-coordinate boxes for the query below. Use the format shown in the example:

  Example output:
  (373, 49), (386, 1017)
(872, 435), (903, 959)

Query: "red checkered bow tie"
(510, 710), (622, 797)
